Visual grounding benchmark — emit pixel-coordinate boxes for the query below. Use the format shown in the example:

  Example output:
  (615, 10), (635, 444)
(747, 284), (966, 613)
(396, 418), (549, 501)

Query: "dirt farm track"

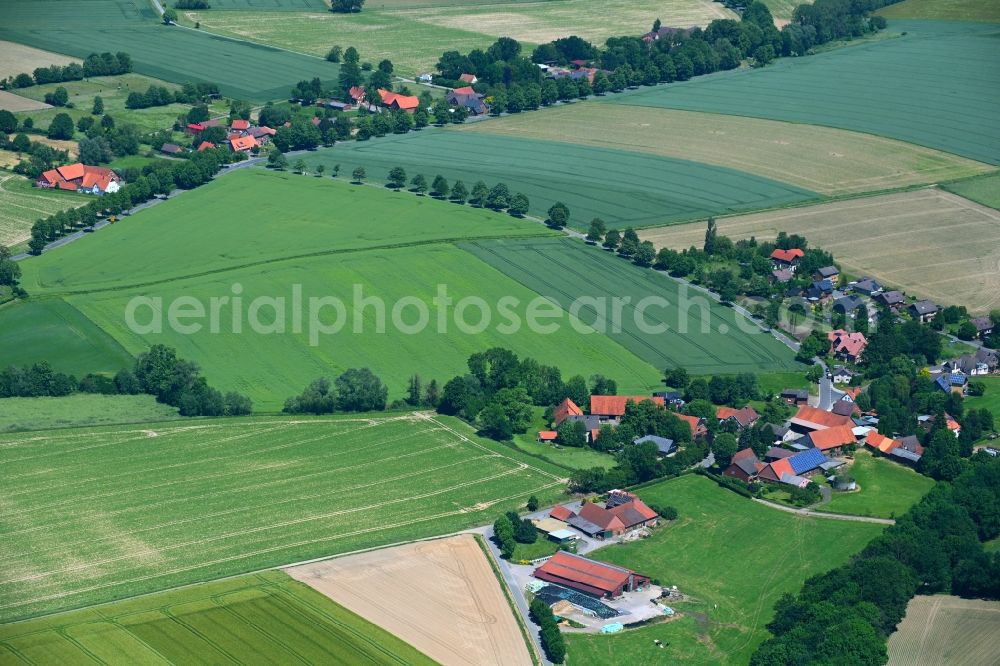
(641, 187), (1000, 313)
(886, 595), (1000, 666)
(285, 534), (533, 666)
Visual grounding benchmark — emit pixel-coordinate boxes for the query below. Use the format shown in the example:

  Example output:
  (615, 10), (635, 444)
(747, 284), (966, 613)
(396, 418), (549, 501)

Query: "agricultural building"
(36, 163), (122, 195)
(533, 551), (649, 599)
(590, 395), (664, 422)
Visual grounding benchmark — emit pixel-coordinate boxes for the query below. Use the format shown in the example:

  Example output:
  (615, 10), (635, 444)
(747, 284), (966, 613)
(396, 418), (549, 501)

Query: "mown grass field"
(886, 595), (1000, 666)
(0, 413), (567, 622)
(0, 570), (435, 665)
(640, 188), (1000, 313)
(965, 376), (1000, 424)
(0, 298), (134, 377)
(944, 171), (1000, 210)
(187, 0), (733, 76)
(18, 168), (555, 294)
(878, 0), (1000, 23)
(0, 395), (179, 433)
(462, 104), (992, 196)
(12, 74), (228, 135)
(464, 237), (799, 374)
(565, 475), (885, 665)
(821, 451), (935, 519)
(303, 129), (817, 230)
(612, 21), (1000, 165)
(0, 40), (79, 80)
(0, 0), (339, 102)
(0, 172), (87, 247)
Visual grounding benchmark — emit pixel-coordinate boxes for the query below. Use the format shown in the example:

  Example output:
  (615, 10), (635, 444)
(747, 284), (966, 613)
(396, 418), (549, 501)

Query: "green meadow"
(566, 475), (884, 664)
(0, 571), (434, 665)
(878, 0), (1000, 23)
(0, 0), (338, 102)
(820, 451), (935, 519)
(303, 129), (816, 230)
(611, 21), (1000, 165)
(464, 237), (799, 375)
(0, 394), (179, 433)
(944, 172), (1000, 210)
(0, 414), (565, 621)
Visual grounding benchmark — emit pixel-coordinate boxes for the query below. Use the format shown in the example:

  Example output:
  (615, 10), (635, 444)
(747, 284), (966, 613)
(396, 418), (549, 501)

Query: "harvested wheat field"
(0, 90), (50, 112)
(887, 595), (1000, 666)
(463, 104), (992, 196)
(286, 534), (534, 666)
(0, 41), (79, 79)
(641, 188), (1000, 313)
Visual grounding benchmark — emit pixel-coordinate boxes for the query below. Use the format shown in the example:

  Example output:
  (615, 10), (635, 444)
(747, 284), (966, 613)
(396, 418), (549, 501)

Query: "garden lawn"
(512, 408), (617, 471)
(0, 570), (434, 665)
(0, 172), (87, 247)
(63, 242), (664, 409)
(463, 237), (799, 375)
(510, 538), (559, 562)
(0, 395), (179, 433)
(566, 475), (885, 665)
(462, 104), (991, 196)
(611, 21), (1000, 165)
(0, 413), (567, 622)
(0, 298), (134, 377)
(303, 129), (817, 230)
(965, 376), (1000, 425)
(821, 451), (935, 519)
(18, 168), (556, 295)
(0, 0), (339, 102)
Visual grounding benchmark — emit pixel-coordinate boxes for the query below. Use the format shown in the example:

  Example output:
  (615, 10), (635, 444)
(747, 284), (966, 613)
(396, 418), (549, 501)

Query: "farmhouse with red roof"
(589, 395), (664, 422)
(716, 405), (759, 430)
(36, 163), (122, 195)
(378, 89), (420, 113)
(770, 248), (804, 270)
(828, 329), (867, 362)
(534, 551), (650, 599)
(553, 398), (584, 426)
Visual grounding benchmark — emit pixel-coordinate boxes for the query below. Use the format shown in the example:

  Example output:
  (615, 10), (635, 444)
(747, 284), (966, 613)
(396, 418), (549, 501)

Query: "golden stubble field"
(0, 40), (79, 80)
(285, 534), (535, 666)
(462, 104), (993, 196)
(640, 188), (1000, 313)
(886, 595), (1000, 666)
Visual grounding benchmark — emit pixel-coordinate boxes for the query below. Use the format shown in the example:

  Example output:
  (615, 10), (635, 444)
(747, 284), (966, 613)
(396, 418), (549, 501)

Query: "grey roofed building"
(879, 290), (906, 307)
(634, 434), (676, 456)
(159, 143), (183, 154)
(731, 450), (762, 476)
(653, 390), (685, 405)
(764, 446), (794, 461)
(833, 295), (865, 313)
(972, 316), (994, 336)
(910, 300), (939, 320)
(832, 401), (857, 417)
(819, 459), (845, 471)
(770, 423), (791, 440)
(890, 448), (921, 463)
(780, 472), (811, 487)
(976, 347), (998, 370)
(446, 90), (489, 115)
(566, 414), (601, 431)
(567, 514), (604, 536)
(816, 266), (839, 278)
(853, 278), (883, 295)
(772, 269), (793, 283)
(781, 388), (809, 403)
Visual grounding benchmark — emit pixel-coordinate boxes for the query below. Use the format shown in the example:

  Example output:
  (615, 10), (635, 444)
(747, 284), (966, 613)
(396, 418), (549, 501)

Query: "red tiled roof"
(229, 136), (258, 152)
(378, 88), (419, 110)
(791, 405), (853, 430)
(56, 180), (78, 191)
(538, 430), (558, 441)
(452, 86), (475, 95)
(676, 413), (705, 437)
(197, 141), (215, 151)
(809, 424), (856, 450)
(459, 73), (476, 83)
(762, 458), (794, 482)
(550, 505), (574, 521)
(609, 498), (657, 524)
(535, 551), (634, 596)
(187, 122), (205, 131)
(590, 395), (664, 417)
(349, 86), (366, 101)
(57, 163), (85, 181)
(716, 406), (759, 427)
(39, 169), (61, 184)
(828, 329), (867, 359)
(770, 248), (804, 262)
(230, 119), (249, 130)
(553, 398), (583, 425)
(578, 502), (625, 532)
(866, 432), (897, 454)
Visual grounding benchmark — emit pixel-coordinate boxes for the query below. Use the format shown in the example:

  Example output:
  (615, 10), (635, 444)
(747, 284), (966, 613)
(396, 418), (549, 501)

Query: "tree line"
(751, 452), (1000, 665)
(0, 344), (251, 417)
(2, 52), (133, 90)
(282, 369), (389, 414)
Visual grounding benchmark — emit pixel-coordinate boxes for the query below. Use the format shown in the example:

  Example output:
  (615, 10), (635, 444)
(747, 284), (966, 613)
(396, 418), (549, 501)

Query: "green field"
(611, 21), (1000, 165)
(187, 0), (735, 77)
(820, 451), (935, 519)
(944, 172), (1000, 209)
(10, 74), (224, 135)
(965, 376), (1000, 424)
(0, 413), (567, 622)
(464, 237), (799, 374)
(0, 172), (87, 247)
(0, 570), (435, 665)
(461, 104), (992, 196)
(303, 129), (817, 230)
(565, 475), (885, 664)
(0, 298), (134, 377)
(0, 395), (180, 433)
(0, 0), (339, 102)
(512, 407), (617, 470)
(18, 168), (554, 294)
(878, 0), (1000, 23)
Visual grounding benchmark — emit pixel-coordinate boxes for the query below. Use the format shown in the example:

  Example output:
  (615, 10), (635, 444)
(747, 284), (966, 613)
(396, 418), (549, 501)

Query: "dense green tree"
(387, 166), (406, 189)
(485, 182), (511, 210)
(546, 201), (569, 228)
(469, 180), (488, 207)
(508, 192), (529, 217)
(430, 174), (449, 198)
(449, 179), (468, 203)
(46, 112), (75, 140)
(352, 165), (366, 182)
(586, 218), (606, 243)
(410, 173), (428, 194)
(162, 8), (177, 23)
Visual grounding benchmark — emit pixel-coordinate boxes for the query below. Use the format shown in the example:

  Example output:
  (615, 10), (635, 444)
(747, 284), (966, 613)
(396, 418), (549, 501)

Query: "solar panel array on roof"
(789, 448), (828, 475)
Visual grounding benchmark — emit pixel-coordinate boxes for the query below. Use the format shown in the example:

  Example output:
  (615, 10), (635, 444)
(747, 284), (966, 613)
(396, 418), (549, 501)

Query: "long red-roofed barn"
(590, 395), (664, 422)
(534, 551), (650, 599)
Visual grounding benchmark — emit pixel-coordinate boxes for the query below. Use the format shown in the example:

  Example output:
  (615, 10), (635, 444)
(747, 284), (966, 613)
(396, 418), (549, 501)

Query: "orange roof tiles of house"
(717, 405), (759, 427)
(809, 424), (857, 450)
(590, 395), (664, 416)
(769, 458), (795, 479)
(829, 329), (868, 359)
(452, 86), (476, 95)
(676, 413), (704, 437)
(550, 505), (574, 521)
(378, 88), (420, 110)
(867, 432), (898, 454)
(791, 405), (854, 430)
(459, 73), (477, 83)
(229, 136), (258, 151)
(538, 430), (558, 441)
(230, 119), (250, 130)
(609, 498), (658, 523)
(56, 180), (78, 191)
(39, 169), (61, 184)
(770, 248), (804, 262)
(534, 551), (634, 596)
(197, 141), (215, 151)
(843, 387), (863, 400)
(57, 163), (85, 181)
(553, 398), (583, 426)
